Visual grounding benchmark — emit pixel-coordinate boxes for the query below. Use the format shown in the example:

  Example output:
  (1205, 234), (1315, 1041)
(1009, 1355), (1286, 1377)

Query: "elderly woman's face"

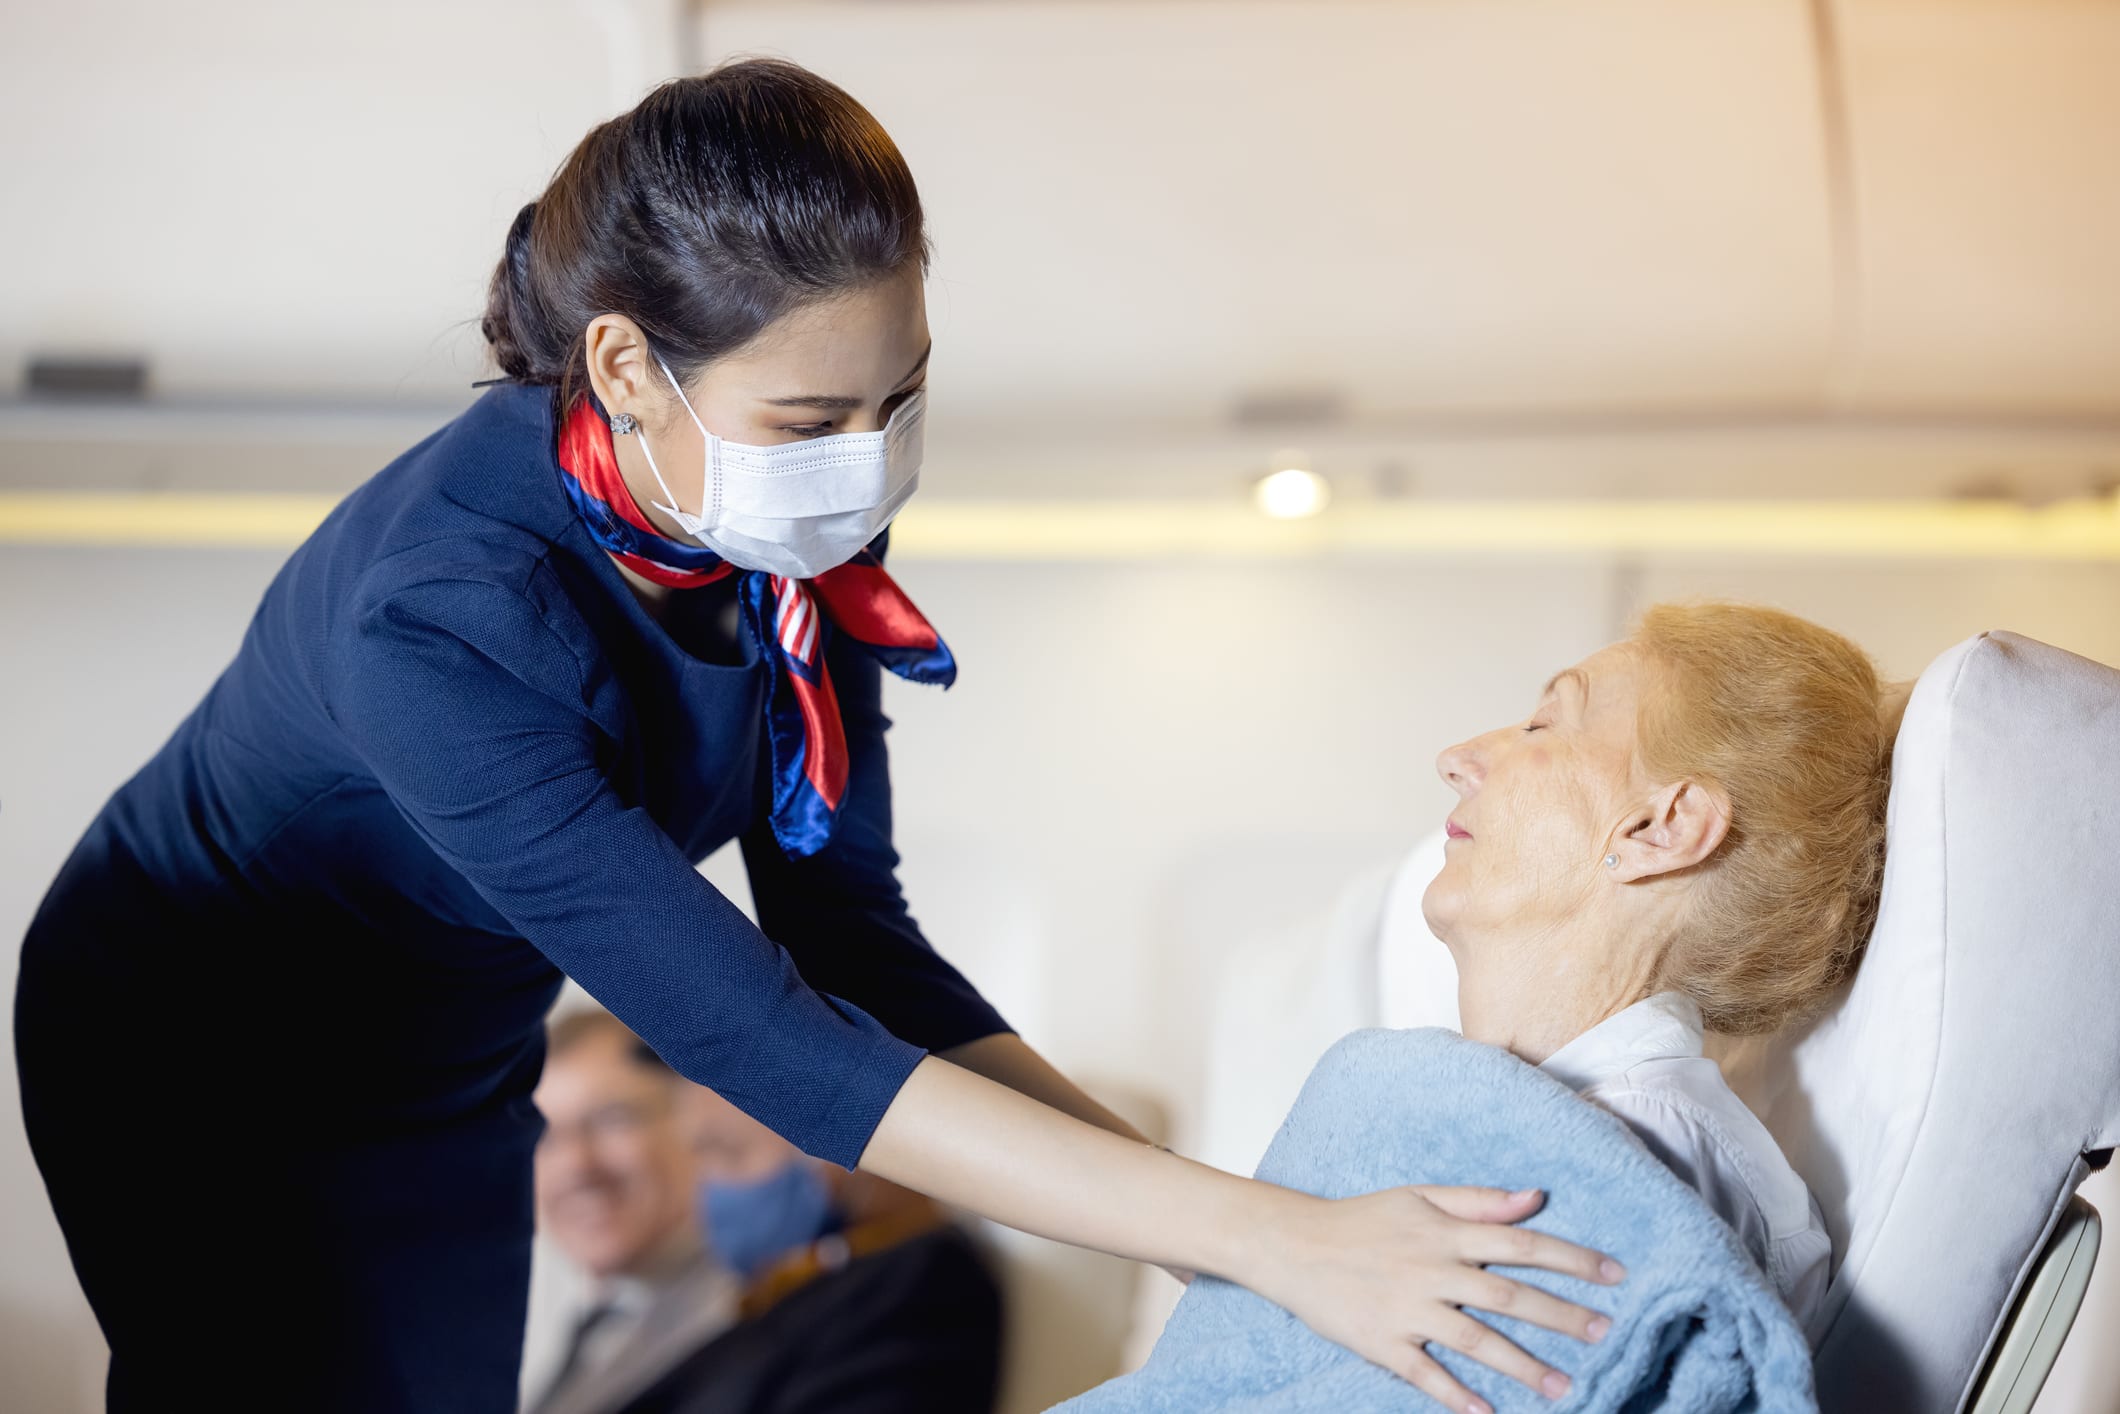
(1423, 641), (1660, 949)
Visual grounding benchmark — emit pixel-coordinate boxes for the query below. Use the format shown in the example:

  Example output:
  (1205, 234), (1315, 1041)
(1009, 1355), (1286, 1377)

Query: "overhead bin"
(707, 0), (1841, 420)
(1831, 0), (2120, 416)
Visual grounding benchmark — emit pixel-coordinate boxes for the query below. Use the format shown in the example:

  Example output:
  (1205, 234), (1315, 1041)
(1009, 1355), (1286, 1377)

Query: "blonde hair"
(1631, 601), (1906, 1034)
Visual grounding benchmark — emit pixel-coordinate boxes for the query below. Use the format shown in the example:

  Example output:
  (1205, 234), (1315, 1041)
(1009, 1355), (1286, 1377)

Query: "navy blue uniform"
(14, 383), (1007, 1411)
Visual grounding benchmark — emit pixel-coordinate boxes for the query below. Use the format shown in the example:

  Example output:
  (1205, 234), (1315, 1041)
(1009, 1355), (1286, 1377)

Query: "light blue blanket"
(1054, 1028), (1817, 1413)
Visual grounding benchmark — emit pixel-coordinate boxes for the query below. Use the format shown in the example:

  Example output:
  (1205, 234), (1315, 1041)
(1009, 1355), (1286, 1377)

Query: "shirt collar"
(1538, 991), (1705, 1092)
(594, 1225), (709, 1311)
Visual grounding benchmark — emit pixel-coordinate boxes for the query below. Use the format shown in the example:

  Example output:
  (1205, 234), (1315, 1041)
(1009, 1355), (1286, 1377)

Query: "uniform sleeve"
(738, 620), (1012, 1055)
(327, 573), (924, 1168)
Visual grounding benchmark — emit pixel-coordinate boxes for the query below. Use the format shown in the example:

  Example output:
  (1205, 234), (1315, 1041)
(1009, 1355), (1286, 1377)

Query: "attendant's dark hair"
(482, 58), (929, 410)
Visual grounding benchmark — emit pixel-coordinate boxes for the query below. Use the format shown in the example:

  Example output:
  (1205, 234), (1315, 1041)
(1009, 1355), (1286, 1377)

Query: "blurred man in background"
(528, 1010), (1004, 1414)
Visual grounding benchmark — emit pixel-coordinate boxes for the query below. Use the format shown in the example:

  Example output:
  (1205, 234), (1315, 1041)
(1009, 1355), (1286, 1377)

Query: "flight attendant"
(15, 59), (1620, 1414)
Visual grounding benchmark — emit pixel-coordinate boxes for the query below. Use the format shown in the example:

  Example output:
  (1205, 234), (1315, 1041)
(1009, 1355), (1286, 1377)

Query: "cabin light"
(1255, 465), (1331, 519)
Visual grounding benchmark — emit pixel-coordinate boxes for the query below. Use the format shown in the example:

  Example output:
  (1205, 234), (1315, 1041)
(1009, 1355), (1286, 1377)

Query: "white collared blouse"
(1538, 991), (1833, 1327)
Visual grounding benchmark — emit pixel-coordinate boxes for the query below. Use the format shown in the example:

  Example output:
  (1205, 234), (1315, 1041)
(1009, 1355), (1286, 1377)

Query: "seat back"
(1691, 630), (2120, 1412)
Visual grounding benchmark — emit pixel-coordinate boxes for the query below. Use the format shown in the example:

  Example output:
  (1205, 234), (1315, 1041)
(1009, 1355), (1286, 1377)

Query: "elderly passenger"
(1063, 600), (1900, 1414)
(1423, 600), (1899, 1326)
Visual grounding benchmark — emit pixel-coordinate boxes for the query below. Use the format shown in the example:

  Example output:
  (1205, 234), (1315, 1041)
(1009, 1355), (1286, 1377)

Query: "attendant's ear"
(1608, 779), (1730, 882)
(583, 315), (659, 423)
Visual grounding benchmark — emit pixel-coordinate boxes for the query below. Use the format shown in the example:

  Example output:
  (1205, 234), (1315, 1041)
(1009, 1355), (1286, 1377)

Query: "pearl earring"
(610, 412), (638, 436)
(1603, 854), (1619, 869)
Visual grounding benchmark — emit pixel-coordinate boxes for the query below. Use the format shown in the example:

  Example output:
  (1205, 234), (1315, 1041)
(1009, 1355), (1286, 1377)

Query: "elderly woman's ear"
(1606, 778), (1731, 883)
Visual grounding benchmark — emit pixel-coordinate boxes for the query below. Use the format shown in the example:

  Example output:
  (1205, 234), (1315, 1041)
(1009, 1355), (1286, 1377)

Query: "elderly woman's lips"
(1445, 819), (1472, 839)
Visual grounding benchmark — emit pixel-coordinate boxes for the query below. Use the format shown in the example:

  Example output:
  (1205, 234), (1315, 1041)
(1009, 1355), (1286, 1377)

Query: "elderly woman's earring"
(610, 412), (638, 436)
(1604, 854), (1620, 869)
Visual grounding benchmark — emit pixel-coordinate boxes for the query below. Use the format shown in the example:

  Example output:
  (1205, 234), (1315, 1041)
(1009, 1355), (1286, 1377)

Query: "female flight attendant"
(15, 60), (1620, 1414)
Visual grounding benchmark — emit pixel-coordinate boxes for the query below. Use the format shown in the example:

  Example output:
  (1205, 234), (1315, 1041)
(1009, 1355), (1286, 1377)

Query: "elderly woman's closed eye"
(1422, 601), (1901, 1327)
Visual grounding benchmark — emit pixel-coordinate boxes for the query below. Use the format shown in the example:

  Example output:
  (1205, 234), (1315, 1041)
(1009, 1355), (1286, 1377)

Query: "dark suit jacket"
(619, 1226), (1004, 1414)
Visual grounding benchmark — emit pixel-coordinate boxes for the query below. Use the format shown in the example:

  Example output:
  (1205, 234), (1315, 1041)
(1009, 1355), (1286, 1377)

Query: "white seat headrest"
(1705, 631), (2120, 1411)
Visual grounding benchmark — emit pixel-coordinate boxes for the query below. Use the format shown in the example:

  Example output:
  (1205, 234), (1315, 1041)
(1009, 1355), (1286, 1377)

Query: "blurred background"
(2, 1), (2116, 1410)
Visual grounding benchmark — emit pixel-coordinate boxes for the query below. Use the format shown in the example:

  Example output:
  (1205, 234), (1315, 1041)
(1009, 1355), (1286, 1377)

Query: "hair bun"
(504, 200), (538, 257)
(480, 202), (543, 383)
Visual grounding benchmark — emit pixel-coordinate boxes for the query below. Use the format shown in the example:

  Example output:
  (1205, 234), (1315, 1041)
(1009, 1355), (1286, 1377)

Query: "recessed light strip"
(0, 492), (2116, 559)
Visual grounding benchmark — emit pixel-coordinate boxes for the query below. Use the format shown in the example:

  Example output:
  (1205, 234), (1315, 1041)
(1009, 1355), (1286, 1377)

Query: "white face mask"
(631, 356), (924, 579)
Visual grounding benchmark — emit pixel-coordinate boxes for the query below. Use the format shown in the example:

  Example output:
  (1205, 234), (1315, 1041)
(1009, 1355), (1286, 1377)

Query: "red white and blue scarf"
(555, 395), (955, 858)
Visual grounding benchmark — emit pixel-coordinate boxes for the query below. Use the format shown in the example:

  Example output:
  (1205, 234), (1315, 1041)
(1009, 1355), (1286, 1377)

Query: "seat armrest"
(1966, 1195), (2102, 1414)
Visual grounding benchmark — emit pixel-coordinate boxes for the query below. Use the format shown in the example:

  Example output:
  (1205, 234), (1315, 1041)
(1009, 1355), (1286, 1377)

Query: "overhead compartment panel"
(1832, 0), (2120, 415)
(704, 1), (1840, 421)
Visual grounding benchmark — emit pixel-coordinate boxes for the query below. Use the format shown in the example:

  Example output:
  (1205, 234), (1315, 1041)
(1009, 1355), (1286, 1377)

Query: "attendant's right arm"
(863, 1056), (1624, 1413)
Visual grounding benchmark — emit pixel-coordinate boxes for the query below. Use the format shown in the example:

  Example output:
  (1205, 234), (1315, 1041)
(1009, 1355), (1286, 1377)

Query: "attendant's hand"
(859, 1058), (1619, 1408)
(1233, 1184), (1621, 1414)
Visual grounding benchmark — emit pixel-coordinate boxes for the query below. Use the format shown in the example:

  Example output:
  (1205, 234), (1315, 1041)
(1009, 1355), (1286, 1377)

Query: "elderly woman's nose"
(1437, 739), (1484, 795)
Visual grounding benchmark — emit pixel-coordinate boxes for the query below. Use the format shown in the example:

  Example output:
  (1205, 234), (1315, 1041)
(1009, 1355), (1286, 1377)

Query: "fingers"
(1447, 1266), (1614, 1344)
(1417, 1184), (1545, 1223)
(1388, 1344), (1491, 1414)
(1457, 1220), (1626, 1286)
(1424, 1309), (1575, 1403)
(1412, 1186), (1627, 1286)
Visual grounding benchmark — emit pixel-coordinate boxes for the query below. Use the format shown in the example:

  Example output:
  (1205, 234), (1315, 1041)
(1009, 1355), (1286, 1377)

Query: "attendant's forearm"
(938, 1032), (1153, 1144)
(857, 1054), (1280, 1281)
(862, 1057), (1625, 1409)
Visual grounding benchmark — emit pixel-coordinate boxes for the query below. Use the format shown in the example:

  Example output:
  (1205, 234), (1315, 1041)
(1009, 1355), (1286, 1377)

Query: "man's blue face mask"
(699, 1161), (838, 1279)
